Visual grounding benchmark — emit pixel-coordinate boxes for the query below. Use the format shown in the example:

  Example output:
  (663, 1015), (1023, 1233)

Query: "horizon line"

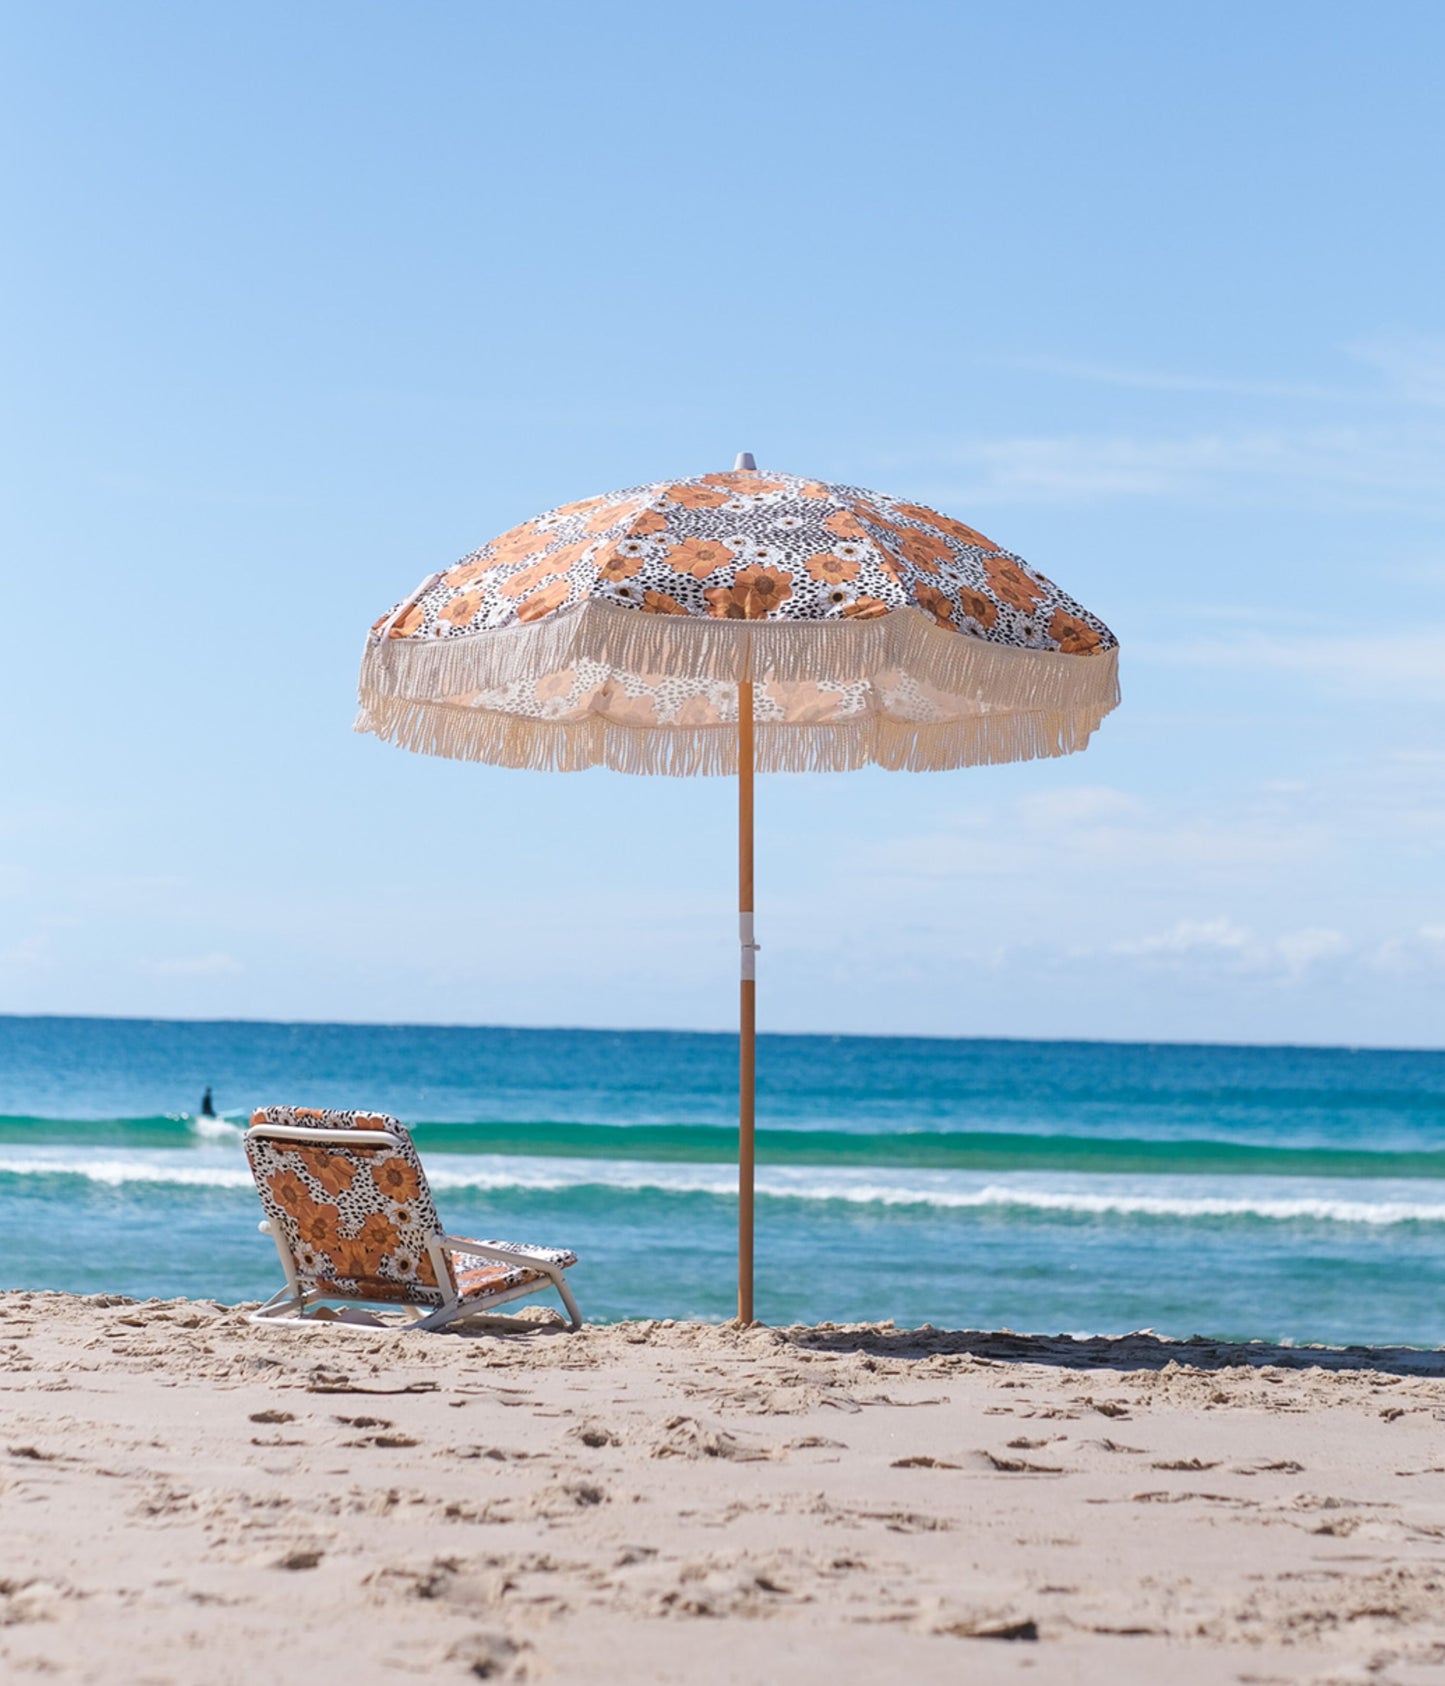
(0, 1010), (1438, 1059)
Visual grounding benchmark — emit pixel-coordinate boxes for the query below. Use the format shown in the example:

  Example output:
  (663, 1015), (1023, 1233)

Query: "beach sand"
(1, 1293), (1443, 1684)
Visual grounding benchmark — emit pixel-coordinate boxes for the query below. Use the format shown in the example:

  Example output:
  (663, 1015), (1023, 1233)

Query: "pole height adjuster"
(739, 913), (760, 981)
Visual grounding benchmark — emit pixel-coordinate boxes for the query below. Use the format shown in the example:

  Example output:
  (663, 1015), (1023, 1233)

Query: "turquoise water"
(1, 1015), (1443, 1345)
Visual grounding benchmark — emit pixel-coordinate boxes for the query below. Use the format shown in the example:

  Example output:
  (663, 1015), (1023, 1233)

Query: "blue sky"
(2, 0), (1443, 1046)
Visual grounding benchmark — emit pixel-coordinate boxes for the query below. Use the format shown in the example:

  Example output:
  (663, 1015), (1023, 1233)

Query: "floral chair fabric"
(245, 1106), (576, 1309)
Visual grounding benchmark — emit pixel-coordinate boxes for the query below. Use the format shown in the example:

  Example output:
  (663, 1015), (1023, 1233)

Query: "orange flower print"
(665, 483), (729, 510)
(437, 591), (481, 629)
(443, 560), (488, 589)
(957, 587), (998, 629)
(703, 587), (746, 620)
(872, 551), (904, 584)
(534, 668), (576, 704)
(896, 528), (952, 572)
(330, 1213), (400, 1281)
(544, 539), (591, 572)
(1048, 610), (1103, 654)
(596, 550), (643, 583)
(985, 555), (1045, 613)
(641, 589), (687, 615)
(267, 1167), (312, 1215)
(584, 498), (641, 535)
(517, 578), (572, 622)
(738, 566), (792, 617)
(551, 494), (607, 520)
(386, 602), (426, 638)
(890, 502), (938, 527)
(891, 504), (999, 550)
(630, 508), (668, 536)
(358, 1211), (398, 1247)
(386, 1247), (437, 1286)
(501, 558), (568, 598)
(673, 694), (717, 726)
(305, 1146), (356, 1198)
(487, 520), (547, 564)
(824, 509), (869, 541)
(914, 583), (955, 627)
(294, 1202), (342, 1253)
(842, 596), (890, 619)
(665, 536), (734, 580)
(704, 564), (793, 620)
(940, 517), (998, 550)
(806, 551), (860, 585)
(372, 1154), (422, 1205)
(698, 472), (786, 497)
(797, 481), (830, 500)
(329, 1243), (377, 1282)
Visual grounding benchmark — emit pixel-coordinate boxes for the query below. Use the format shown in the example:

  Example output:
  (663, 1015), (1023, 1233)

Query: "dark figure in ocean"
(200, 1087), (215, 1118)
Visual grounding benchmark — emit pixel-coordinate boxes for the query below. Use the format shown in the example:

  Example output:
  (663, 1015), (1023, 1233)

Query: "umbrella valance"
(357, 466), (1118, 776)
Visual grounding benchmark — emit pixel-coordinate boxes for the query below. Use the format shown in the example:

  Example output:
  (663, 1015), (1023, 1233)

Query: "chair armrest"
(442, 1235), (574, 1271)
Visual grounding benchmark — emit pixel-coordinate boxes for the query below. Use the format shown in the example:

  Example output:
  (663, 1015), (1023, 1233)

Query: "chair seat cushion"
(451, 1243), (577, 1299)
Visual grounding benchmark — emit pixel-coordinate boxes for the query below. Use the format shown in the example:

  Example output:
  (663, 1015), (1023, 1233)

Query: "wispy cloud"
(922, 425), (1445, 510)
(0, 933), (54, 971)
(1111, 919), (1445, 985)
(137, 952), (244, 978)
(1137, 628), (1445, 704)
(858, 784), (1335, 883)
(1005, 334), (1445, 409)
(930, 335), (1445, 510)
(1111, 918), (1349, 979)
(1345, 335), (1445, 407)
(1006, 355), (1345, 402)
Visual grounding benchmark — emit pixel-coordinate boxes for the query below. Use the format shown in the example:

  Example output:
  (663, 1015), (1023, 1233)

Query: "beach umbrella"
(357, 456), (1119, 1322)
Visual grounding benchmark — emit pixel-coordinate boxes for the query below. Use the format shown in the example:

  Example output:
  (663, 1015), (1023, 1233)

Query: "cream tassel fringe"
(363, 603), (1117, 712)
(355, 695), (1114, 775)
(355, 604), (1120, 776)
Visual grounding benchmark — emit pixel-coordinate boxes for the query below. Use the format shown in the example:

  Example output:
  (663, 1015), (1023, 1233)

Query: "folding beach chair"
(244, 1106), (581, 1330)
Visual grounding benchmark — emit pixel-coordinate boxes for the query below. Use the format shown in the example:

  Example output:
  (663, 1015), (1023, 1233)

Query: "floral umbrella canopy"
(358, 458), (1119, 1319)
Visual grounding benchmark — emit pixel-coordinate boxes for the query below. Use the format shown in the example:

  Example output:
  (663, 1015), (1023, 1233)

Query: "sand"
(1, 1293), (1443, 1684)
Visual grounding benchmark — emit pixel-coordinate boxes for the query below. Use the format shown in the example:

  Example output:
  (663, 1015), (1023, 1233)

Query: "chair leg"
(413, 1297), (467, 1332)
(555, 1276), (583, 1330)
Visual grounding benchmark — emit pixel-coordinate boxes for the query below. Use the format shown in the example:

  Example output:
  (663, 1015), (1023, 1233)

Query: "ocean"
(1, 1015), (1442, 1346)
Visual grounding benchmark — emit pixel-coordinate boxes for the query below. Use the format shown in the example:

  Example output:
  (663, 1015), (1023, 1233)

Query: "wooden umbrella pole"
(737, 650), (757, 1326)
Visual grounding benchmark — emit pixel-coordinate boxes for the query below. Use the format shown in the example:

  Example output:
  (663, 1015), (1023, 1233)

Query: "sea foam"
(2, 1148), (1443, 1226)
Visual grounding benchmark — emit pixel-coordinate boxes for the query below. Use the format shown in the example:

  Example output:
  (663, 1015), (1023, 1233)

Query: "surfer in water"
(200, 1086), (215, 1119)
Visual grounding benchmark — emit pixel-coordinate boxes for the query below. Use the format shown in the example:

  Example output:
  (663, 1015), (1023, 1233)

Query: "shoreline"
(2, 1293), (1443, 1682)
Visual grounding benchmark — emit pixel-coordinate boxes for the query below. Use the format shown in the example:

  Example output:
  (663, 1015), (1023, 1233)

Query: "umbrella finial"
(734, 451), (756, 471)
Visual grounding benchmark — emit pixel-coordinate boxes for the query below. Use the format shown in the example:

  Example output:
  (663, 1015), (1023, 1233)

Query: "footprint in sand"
(445, 1630), (531, 1678)
(274, 1548), (324, 1571)
(972, 1451), (1068, 1475)
(570, 1423), (621, 1449)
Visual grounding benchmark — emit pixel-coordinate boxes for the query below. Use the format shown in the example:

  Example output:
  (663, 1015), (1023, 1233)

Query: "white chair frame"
(245, 1121), (582, 1332)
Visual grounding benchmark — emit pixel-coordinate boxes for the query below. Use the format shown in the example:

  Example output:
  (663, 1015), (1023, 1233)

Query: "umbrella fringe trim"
(354, 694), (1112, 776)
(360, 602), (1120, 719)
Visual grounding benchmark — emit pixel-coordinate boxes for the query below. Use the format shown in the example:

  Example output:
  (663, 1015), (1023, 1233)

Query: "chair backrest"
(245, 1106), (457, 1306)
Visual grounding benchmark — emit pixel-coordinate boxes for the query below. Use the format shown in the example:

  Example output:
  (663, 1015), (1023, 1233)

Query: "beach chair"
(243, 1106), (581, 1331)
